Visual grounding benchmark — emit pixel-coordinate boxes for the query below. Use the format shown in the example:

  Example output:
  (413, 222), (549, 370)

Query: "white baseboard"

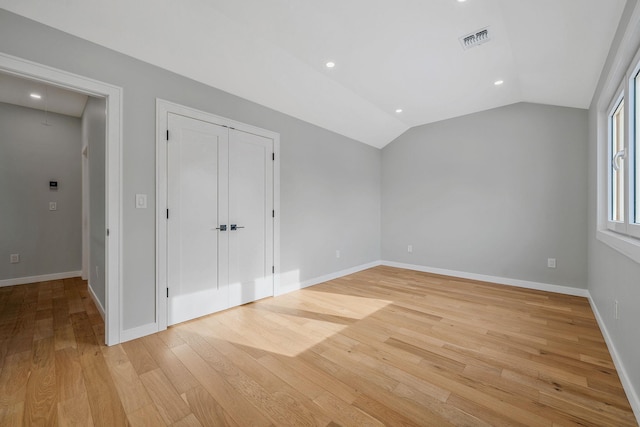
(381, 261), (589, 297)
(0, 271), (82, 288)
(87, 283), (105, 320)
(120, 322), (158, 344)
(588, 296), (640, 423)
(275, 260), (382, 296)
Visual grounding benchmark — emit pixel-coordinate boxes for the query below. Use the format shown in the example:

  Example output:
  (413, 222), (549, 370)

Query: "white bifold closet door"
(167, 113), (273, 326)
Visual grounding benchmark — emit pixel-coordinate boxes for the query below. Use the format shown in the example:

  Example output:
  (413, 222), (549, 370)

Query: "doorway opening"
(0, 52), (122, 345)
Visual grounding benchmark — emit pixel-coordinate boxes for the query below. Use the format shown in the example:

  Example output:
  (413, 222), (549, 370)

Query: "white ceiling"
(0, 0), (627, 148)
(0, 72), (88, 117)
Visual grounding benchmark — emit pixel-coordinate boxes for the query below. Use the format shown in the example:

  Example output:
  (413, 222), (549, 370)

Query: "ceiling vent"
(459, 27), (490, 50)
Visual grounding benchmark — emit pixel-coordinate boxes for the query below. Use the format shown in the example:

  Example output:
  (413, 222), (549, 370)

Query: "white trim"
(588, 296), (640, 423)
(0, 52), (123, 346)
(88, 282), (106, 320)
(596, 229), (640, 263)
(156, 99), (280, 332)
(120, 322), (159, 344)
(273, 128), (281, 306)
(275, 261), (382, 296)
(0, 271), (82, 288)
(81, 143), (89, 281)
(274, 260), (588, 298)
(381, 261), (589, 297)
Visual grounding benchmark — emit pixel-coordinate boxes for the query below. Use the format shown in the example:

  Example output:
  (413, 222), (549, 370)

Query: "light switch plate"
(49, 202), (57, 211)
(135, 194), (147, 209)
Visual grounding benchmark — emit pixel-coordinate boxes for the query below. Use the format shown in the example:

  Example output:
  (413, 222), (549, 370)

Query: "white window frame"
(606, 88), (626, 234)
(629, 57), (640, 239)
(596, 3), (640, 263)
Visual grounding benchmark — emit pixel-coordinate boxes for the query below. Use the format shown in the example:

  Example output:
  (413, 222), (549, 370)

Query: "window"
(608, 96), (624, 225)
(597, 30), (640, 262)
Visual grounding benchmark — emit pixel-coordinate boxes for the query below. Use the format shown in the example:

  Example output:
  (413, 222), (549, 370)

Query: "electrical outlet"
(408, 245), (413, 253)
(547, 258), (556, 268)
(10, 254), (19, 263)
(336, 250), (341, 259)
(615, 299), (619, 320)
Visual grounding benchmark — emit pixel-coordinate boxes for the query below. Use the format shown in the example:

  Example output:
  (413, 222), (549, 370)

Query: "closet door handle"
(215, 224), (227, 231)
(230, 224), (245, 231)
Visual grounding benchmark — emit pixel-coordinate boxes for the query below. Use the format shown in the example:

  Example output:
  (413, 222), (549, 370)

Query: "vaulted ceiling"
(0, 0), (627, 148)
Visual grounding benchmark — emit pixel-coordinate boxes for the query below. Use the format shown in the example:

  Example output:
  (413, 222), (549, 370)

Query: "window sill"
(596, 229), (640, 264)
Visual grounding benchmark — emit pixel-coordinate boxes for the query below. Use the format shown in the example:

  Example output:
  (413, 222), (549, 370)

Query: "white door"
(228, 129), (273, 306)
(167, 113), (229, 325)
(166, 115), (273, 326)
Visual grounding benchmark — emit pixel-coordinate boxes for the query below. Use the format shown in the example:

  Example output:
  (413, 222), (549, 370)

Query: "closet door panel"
(228, 129), (273, 306)
(167, 113), (229, 325)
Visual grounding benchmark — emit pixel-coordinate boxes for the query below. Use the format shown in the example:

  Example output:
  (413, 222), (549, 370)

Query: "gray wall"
(588, 0), (640, 407)
(382, 102), (588, 288)
(0, 101), (82, 280)
(0, 10), (381, 330)
(281, 122), (380, 285)
(81, 97), (106, 308)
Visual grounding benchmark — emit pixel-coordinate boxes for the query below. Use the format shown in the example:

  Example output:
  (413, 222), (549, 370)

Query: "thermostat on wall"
(49, 180), (58, 190)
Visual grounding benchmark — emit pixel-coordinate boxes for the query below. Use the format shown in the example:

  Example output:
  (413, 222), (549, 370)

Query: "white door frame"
(0, 52), (123, 345)
(82, 144), (89, 281)
(156, 99), (280, 331)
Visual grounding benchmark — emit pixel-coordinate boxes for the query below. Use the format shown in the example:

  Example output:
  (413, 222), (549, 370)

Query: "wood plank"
(57, 392), (94, 427)
(183, 386), (238, 427)
(101, 344), (153, 414)
(0, 401), (24, 426)
(126, 403), (167, 427)
(55, 347), (86, 402)
(139, 368), (191, 424)
(171, 343), (272, 427)
(172, 413), (204, 427)
(81, 355), (128, 427)
(313, 391), (384, 427)
(0, 350), (31, 405)
(122, 339), (159, 376)
(141, 333), (200, 394)
(24, 337), (57, 426)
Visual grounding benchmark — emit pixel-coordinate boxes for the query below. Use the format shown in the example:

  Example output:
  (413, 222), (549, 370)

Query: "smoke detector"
(459, 27), (491, 50)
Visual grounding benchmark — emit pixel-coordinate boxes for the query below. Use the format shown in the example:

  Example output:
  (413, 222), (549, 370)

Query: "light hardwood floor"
(0, 266), (637, 426)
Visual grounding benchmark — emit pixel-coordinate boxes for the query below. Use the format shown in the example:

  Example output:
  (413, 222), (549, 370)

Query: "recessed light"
(457, 0), (467, 2)
(30, 93), (42, 99)
(325, 61), (335, 68)
(395, 109), (403, 113)
(494, 80), (504, 86)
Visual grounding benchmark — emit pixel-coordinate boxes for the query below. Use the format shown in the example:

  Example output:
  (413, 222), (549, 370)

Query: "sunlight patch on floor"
(193, 291), (391, 357)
